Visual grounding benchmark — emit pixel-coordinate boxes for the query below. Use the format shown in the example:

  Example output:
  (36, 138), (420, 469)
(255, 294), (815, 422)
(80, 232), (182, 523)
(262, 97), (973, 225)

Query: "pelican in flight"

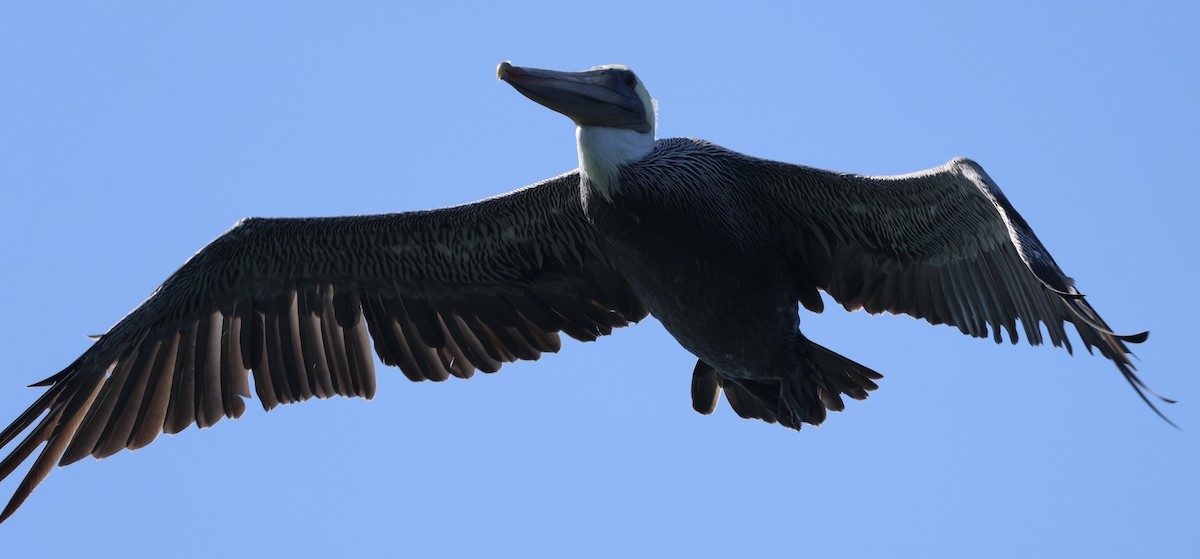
(0, 62), (1162, 522)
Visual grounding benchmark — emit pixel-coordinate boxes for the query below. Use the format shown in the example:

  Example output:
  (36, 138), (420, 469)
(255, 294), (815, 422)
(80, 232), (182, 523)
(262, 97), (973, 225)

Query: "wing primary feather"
(1033, 277), (1087, 299)
(542, 307), (599, 342)
(335, 288), (377, 396)
(249, 309), (280, 411)
(239, 304), (256, 372)
(296, 289), (335, 398)
(405, 317), (454, 381)
(190, 313), (213, 428)
(0, 382), (73, 477)
(467, 293), (522, 329)
(926, 265), (950, 327)
(487, 321), (540, 361)
(221, 312), (251, 416)
(0, 403), (66, 486)
(361, 295), (405, 369)
(401, 296), (446, 348)
(332, 289), (362, 328)
(95, 340), (162, 457)
(533, 290), (605, 341)
(581, 267), (641, 319)
(0, 383), (67, 451)
(1119, 330), (1150, 344)
(979, 251), (1020, 343)
(369, 296), (427, 381)
(941, 266), (972, 337)
(976, 268), (1009, 343)
(166, 321), (199, 434)
(263, 308), (295, 404)
(318, 295), (354, 396)
(911, 264), (937, 324)
(1117, 365), (1178, 429)
(0, 374), (104, 523)
(1006, 253), (1044, 345)
(277, 291), (313, 401)
(395, 315), (446, 381)
(550, 283), (623, 332)
(1062, 297), (1150, 343)
(997, 256), (1042, 345)
(388, 297), (452, 381)
(344, 317), (377, 399)
(417, 303), (473, 377)
(130, 333), (181, 449)
(859, 262), (887, 315)
(322, 320), (352, 395)
(958, 266), (987, 338)
(518, 314), (562, 353)
(217, 351), (246, 420)
(459, 312), (516, 363)
(897, 263), (919, 316)
(501, 292), (562, 333)
(962, 263), (994, 339)
(878, 263), (905, 315)
(62, 348), (140, 463)
(949, 265), (981, 337)
(1044, 293), (1073, 351)
(443, 312), (503, 373)
(198, 311), (226, 428)
(0, 171), (653, 522)
(960, 255), (1000, 342)
(228, 304), (250, 389)
(434, 312), (477, 379)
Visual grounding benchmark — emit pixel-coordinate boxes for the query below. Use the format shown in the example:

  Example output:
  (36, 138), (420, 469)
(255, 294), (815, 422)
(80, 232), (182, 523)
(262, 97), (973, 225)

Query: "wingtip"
(1120, 330), (1149, 344)
(1061, 298), (1150, 345)
(0, 500), (17, 524)
(1117, 363), (1178, 429)
(0, 483), (32, 525)
(1136, 387), (1180, 430)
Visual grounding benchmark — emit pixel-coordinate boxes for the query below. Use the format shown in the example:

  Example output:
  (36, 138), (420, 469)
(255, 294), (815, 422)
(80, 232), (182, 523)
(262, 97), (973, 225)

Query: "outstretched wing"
(734, 152), (1161, 415)
(0, 170), (646, 521)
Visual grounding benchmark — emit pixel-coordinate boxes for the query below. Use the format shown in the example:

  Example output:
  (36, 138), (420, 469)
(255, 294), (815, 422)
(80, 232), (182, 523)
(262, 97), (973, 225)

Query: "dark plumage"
(0, 63), (1161, 523)
(582, 137), (1153, 429)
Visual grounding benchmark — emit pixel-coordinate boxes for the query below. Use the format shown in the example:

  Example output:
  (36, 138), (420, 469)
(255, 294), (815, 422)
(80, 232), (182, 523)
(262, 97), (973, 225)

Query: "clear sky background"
(0, 2), (1196, 557)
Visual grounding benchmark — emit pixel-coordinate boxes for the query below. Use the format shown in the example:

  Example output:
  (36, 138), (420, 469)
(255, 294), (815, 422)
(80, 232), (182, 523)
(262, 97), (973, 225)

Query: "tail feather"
(723, 378), (780, 425)
(690, 360), (721, 414)
(787, 338), (882, 428)
(696, 338), (882, 431)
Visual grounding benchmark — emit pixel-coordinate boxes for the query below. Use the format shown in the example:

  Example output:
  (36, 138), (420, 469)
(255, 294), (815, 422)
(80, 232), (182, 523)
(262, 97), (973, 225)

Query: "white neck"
(576, 126), (655, 201)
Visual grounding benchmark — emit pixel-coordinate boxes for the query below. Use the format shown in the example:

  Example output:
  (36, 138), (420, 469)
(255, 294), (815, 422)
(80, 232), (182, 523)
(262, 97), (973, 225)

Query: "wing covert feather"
(0, 171), (645, 521)
(732, 152), (1161, 417)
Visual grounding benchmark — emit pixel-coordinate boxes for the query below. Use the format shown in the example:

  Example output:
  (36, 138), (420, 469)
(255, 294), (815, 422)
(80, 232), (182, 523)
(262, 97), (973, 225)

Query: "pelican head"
(498, 62), (654, 134)
(498, 62), (657, 197)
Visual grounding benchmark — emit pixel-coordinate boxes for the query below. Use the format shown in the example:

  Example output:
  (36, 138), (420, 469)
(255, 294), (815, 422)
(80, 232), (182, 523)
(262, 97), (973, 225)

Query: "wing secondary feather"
(726, 150), (1163, 420)
(0, 171), (646, 521)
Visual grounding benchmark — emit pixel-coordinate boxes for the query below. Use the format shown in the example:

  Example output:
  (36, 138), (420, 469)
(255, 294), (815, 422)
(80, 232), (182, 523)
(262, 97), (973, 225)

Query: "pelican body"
(0, 62), (1160, 523)
(582, 140), (853, 423)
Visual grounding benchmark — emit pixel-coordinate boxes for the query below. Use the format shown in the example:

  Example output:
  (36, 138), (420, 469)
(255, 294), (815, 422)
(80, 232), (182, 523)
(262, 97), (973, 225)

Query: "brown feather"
(95, 340), (161, 457)
(166, 321), (199, 434)
(130, 333), (181, 449)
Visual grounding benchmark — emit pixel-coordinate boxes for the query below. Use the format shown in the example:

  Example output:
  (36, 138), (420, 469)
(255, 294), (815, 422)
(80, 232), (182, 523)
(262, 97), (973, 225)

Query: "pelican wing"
(740, 153), (1158, 411)
(0, 170), (646, 521)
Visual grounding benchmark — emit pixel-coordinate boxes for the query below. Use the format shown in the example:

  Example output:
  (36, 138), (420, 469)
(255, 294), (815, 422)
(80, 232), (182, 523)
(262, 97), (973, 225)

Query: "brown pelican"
(0, 62), (1163, 523)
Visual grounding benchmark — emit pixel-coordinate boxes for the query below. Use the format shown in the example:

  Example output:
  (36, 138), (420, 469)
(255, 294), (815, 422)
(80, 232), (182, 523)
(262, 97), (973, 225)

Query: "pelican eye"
(621, 71), (637, 88)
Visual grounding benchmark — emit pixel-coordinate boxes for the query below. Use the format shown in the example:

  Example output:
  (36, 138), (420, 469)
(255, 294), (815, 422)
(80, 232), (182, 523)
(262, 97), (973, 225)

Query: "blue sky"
(0, 2), (1196, 557)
